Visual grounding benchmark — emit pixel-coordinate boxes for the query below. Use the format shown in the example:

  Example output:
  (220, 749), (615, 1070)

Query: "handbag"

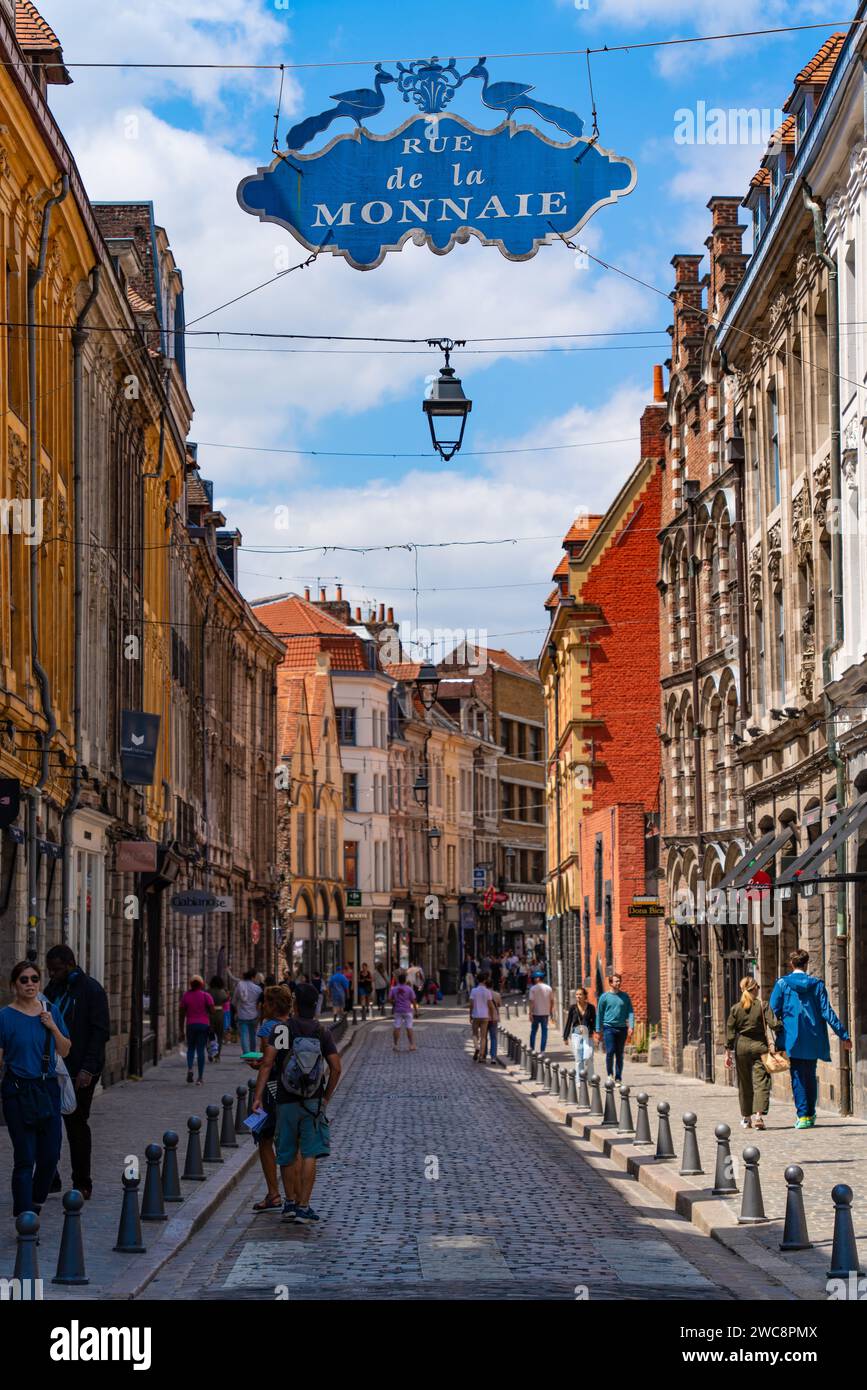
(761, 1005), (789, 1074)
(12, 1027), (55, 1131)
(55, 1056), (78, 1115)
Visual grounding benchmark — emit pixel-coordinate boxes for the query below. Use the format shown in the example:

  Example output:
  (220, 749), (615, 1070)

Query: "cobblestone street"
(140, 1008), (796, 1301)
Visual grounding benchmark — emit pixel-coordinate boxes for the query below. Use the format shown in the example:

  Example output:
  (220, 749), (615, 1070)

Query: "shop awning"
(776, 792), (867, 886)
(713, 830), (781, 893)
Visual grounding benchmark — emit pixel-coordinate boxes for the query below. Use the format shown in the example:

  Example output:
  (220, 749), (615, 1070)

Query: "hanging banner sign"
(237, 56), (635, 271)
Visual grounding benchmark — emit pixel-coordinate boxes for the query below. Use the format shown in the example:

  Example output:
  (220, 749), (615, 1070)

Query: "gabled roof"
(14, 0), (71, 83)
(255, 594), (370, 673)
(793, 32), (845, 88)
(563, 514), (603, 546)
(384, 661), (422, 681)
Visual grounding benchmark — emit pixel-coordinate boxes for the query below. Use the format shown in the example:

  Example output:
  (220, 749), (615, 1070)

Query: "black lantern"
(423, 339), (471, 462)
(428, 825), (442, 851)
(414, 660), (440, 711)
(413, 772), (429, 806)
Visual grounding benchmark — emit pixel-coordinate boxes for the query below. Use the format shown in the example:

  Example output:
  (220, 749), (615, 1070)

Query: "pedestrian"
(327, 965), (350, 1024)
(390, 970), (419, 1052)
(594, 972), (635, 1084)
(42, 944), (110, 1201)
(725, 976), (780, 1131)
(358, 962), (373, 1013)
(0, 961), (71, 1216)
(463, 955), (476, 996)
(343, 964), (354, 1009)
(310, 970), (325, 1018)
(251, 982), (342, 1224)
(179, 976), (215, 1085)
(490, 956), (502, 991)
(373, 961), (389, 1010)
(563, 987), (596, 1079)
(469, 972), (494, 1062)
(406, 962), (424, 1003)
(232, 969), (263, 1055)
(247, 985), (297, 1215)
(769, 949), (852, 1129)
(528, 971), (556, 1053)
(487, 980), (502, 1064)
(423, 973), (439, 1005)
(207, 975), (229, 1061)
(517, 957), (529, 994)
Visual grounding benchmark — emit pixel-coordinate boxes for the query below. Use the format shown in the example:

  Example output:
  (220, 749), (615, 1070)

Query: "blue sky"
(42, 0), (846, 657)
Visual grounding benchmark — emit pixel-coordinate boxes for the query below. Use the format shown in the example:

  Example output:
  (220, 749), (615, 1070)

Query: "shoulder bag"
(11, 1025), (56, 1130)
(761, 1001), (789, 1074)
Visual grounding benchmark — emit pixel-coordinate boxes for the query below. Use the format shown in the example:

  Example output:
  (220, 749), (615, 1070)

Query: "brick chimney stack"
(310, 585), (352, 625)
(705, 196), (749, 323)
(304, 586), (311, 601)
(670, 254), (704, 380)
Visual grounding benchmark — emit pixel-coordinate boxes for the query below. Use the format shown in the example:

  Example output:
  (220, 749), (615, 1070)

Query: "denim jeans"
(789, 1058), (819, 1118)
(603, 1024), (628, 1080)
(488, 1024), (498, 1061)
(530, 1015), (549, 1052)
(238, 1019), (258, 1056)
(1, 1075), (63, 1216)
(186, 1023), (209, 1079)
(570, 1029), (594, 1079)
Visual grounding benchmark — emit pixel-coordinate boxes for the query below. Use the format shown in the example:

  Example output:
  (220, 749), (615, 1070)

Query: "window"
(604, 893), (613, 972)
(343, 772), (358, 811)
(755, 606), (766, 710)
(336, 707), (356, 745)
(774, 587), (785, 699)
(295, 809), (307, 876)
(527, 725), (541, 761)
(768, 383), (780, 507)
(329, 819), (338, 879)
(344, 840), (358, 889)
(594, 836), (603, 920)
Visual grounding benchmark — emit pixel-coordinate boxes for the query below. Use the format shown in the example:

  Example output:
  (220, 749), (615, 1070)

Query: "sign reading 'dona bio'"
(237, 56), (636, 271)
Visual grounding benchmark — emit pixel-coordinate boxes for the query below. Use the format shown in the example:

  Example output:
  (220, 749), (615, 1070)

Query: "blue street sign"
(238, 56), (635, 271)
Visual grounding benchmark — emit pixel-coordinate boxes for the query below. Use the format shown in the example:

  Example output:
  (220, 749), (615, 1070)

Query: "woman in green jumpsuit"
(725, 977), (778, 1130)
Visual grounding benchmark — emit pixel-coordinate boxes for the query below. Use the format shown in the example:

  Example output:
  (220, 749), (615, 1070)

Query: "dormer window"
(794, 93), (813, 149)
(770, 156), (785, 206)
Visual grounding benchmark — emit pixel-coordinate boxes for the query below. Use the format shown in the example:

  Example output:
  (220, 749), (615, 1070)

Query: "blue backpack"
(280, 1030), (326, 1100)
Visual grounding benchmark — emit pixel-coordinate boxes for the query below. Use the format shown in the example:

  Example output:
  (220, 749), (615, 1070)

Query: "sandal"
(252, 1195), (282, 1213)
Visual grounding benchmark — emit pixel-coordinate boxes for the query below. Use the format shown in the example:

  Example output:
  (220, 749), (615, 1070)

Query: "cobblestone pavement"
(499, 1006), (867, 1251)
(139, 1007), (796, 1301)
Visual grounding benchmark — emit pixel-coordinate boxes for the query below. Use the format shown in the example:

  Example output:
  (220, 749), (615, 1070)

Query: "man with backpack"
(251, 983), (342, 1224)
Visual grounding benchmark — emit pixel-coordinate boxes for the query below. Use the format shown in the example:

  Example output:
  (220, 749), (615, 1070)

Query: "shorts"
(275, 1100), (331, 1164)
(393, 1013), (414, 1030)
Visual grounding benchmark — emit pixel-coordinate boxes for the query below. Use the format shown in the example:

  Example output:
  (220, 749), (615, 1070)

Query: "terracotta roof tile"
(563, 513), (603, 545)
(769, 114), (796, 151)
(544, 587), (560, 609)
(253, 593), (357, 637)
(794, 33), (845, 87)
(126, 287), (154, 315)
(384, 661), (422, 681)
(552, 555), (569, 580)
(15, 0), (62, 49)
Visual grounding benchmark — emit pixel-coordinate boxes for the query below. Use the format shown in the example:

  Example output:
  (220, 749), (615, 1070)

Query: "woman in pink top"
(179, 975), (215, 1085)
(389, 970), (419, 1053)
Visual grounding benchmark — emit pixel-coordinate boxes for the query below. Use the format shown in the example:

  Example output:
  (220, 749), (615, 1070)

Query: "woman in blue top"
(0, 960), (71, 1216)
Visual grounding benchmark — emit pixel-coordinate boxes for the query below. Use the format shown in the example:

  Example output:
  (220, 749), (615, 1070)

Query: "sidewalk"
(494, 1008), (867, 1299)
(0, 1020), (363, 1299)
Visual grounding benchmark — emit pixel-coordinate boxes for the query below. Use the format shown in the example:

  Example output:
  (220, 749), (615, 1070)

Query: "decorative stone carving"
(769, 288), (792, 328)
(7, 430), (27, 498)
(841, 418), (859, 489)
(795, 249), (811, 281)
(767, 521), (782, 586)
(748, 544), (763, 605)
(813, 453), (831, 533)
(791, 487), (813, 564)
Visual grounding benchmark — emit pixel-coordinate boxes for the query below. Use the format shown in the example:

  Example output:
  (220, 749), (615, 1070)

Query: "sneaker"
(795, 1117), (813, 1129)
(294, 1206), (320, 1224)
(807, 1115), (817, 1127)
(281, 1200), (297, 1221)
(186, 1070), (194, 1083)
(740, 1117), (752, 1129)
(752, 1115), (765, 1130)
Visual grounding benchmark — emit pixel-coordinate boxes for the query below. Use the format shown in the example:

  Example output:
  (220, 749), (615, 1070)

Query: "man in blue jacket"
(769, 949), (851, 1129)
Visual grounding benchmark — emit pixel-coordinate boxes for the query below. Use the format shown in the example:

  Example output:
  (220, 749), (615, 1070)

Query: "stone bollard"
(654, 1101), (676, 1160)
(182, 1115), (206, 1182)
(247, 1077), (257, 1114)
(828, 1184), (865, 1278)
(221, 1093), (238, 1149)
(738, 1146), (767, 1224)
(141, 1143), (167, 1222)
(634, 1092), (652, 1145)
(235, 1084), (248, 1133)
(577, 1068), (591, 1111)
(13, 1211), (40, 1291)
(113, 1172), (146, 1253)
(779, 1165), (812, 1251)
(505, 1003), (511, 1020)
(162, 1131), (183, 1203)
(601, 1078), (618, 1127)
(566, 1069), (578, 1106)
(679, 1113), (704, 1176)
(53, 1190), (88, 1285)
(711, 1123), (739, 1196)
(539, 1057), (549, 1090)
(559, 1066), (569, 1103)
(549, 1062), (560, 1097)
(203, 1104), (223, 1163)
(589, 1075), (604, 1118)
(530, 1052), (539, 1083)
(617, 1086), (634, 1134)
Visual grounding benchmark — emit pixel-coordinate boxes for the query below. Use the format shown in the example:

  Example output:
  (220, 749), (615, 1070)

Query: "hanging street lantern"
(414, 661), (441, 711)
(413, 772), (429, 806)
(423, 338), (472, 462)
(428, 825), (442, 851)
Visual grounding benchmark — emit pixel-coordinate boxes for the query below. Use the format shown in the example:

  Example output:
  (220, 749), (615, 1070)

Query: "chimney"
(319, 587), (326, 602)
(387, 606), (394, 623)
(670, 254), (704, 378)
(336, 584), (343, 601)
(355, 606), (362, 622)
(304, 586), (311, 601)
(378, 603), (385, 622)
(705, 196), (749, 322)
(652, 365), (665, 403)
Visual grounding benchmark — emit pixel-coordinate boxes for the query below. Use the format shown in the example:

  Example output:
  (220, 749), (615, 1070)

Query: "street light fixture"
(428, 825), (442, 851)
(413, 771), (429, 806)
(414, 660), (441, 712)
(423, 338), (471, 462)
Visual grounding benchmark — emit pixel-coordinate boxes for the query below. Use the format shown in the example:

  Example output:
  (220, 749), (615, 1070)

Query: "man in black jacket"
(44, 944), (111, 1199)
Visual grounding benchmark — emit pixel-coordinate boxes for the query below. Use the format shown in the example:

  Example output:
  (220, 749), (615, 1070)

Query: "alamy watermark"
(674, 103), (785, 153)
(0, 498), (43, 545)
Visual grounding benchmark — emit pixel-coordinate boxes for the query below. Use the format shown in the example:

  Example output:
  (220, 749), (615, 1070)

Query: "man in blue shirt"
(769, 949), (851, 1129)
(327, 967), (350, 1023)
(594, 972), (635, 1083)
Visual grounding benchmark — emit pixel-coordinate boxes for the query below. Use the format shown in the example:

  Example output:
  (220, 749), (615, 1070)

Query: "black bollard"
(654, 1101), (676, 1159)
(162, 1131), (183, 1203)
(711, 1122), (739, 1195)
(202, 1104), (223, 1163)
(113, 1172), (146, 1253)
(618, 1085), (634, 1134)
(779, 1165), (812, 1251)
(634, 1092), (652, 1144)
(601, 1078), (618, 1127)
(559, 1066), (569, 1103)
(247, 1077), (257, 1114)
(13, 1211), (40, 1291)
(549, 1062), (560, 1098)
(220, 1093), (238, 1149)
(182, 1115), (206, 1182)
(828, 1184), (865, 1278)
(235, 1084), (248, 1133)
(738, 1146), (767, 1224)
(589, 1075), (604, 1117)
(566, 1069), (578, 1106)
(577, 1068), (590, 1111)
(680, 1112), (704, 1176)
(53, 1190), (89, 1285)
(141, 1143), (167, 1222)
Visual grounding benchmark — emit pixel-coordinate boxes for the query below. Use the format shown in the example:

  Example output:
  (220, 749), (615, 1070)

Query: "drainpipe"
(804, 182), (850, 1114)
(25, 176), (69, 959)
(61, 265), (101, 941)
(686, 487), (713, 1083)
